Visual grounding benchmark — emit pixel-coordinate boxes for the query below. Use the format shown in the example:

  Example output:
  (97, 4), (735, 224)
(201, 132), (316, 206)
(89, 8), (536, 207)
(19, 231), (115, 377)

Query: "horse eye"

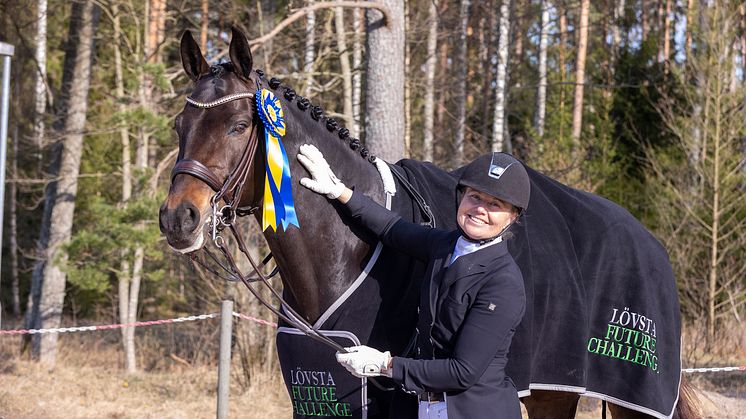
(231, 122), (249, 135)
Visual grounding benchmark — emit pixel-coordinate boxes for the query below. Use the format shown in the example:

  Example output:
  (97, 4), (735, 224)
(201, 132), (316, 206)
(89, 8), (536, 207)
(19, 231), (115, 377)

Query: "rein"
(173, 88), (348, 354)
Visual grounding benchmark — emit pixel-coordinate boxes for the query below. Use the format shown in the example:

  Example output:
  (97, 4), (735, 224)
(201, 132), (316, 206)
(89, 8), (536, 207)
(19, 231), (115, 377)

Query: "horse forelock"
(209, 63), (230, 78)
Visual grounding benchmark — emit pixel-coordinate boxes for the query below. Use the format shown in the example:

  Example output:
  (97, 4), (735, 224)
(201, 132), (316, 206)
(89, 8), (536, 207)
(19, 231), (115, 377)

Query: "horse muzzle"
(159, 201), (207, 253)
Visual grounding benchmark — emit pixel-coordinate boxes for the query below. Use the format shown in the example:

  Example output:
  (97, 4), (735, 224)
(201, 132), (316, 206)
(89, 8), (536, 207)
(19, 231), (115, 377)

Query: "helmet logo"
(489, 164), (506, 179)
(489, 153), (515, 180)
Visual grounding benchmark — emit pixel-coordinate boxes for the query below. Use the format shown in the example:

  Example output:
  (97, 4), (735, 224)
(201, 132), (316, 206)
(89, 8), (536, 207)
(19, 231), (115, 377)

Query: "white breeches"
(418, 401), (448, 419)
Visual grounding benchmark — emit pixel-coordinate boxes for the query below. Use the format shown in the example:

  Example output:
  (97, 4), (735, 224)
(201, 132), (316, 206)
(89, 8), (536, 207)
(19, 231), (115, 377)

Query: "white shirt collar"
(449, 235), (503, 266)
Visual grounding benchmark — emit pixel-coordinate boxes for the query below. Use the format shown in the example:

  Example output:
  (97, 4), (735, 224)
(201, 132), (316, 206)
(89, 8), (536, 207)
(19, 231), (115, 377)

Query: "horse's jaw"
(169, 230), (206, 254)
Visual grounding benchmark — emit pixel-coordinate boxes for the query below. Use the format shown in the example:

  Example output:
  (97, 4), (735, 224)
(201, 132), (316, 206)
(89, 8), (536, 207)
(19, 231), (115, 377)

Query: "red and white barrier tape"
(232, 312), (277, 328)
(0, 311), (279, 336)
(0, 313), (220, 335)
(682, 366), (746, 373)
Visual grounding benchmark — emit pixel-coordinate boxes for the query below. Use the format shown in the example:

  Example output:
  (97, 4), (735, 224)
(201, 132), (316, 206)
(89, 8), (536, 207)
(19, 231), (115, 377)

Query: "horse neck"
(260, 93), (386, 323)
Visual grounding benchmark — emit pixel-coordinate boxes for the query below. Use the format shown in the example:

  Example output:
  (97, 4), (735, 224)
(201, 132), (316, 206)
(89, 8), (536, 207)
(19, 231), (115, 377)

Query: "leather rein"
(172, 87), (347, 353)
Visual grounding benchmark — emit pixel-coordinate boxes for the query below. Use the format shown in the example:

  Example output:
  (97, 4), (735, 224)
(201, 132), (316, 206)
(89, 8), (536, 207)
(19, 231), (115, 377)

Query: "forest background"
(0, 0), (744, 417)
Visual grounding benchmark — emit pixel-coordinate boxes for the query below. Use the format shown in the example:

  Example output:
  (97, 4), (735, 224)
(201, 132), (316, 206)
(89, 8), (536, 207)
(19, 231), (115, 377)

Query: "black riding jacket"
(343, 191), (526, 419)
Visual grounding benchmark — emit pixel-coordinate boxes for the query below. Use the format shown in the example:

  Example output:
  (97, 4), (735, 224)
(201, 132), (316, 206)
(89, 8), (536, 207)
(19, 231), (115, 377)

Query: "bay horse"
(159, 28), (696, 419)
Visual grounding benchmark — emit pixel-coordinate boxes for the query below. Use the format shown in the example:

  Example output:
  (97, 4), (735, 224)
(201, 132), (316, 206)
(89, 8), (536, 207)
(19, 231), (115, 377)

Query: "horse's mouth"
(169, 231), (206, 254)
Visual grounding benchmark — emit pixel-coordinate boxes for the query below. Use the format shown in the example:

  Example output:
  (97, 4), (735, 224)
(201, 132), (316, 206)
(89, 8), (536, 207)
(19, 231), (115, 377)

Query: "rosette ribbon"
(256, 89), (300, 232)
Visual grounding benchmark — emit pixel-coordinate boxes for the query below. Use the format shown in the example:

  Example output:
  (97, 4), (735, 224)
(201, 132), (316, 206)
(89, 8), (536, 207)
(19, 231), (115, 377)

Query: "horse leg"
(521, 390), (580, 419)
(607, 404), (654, 419)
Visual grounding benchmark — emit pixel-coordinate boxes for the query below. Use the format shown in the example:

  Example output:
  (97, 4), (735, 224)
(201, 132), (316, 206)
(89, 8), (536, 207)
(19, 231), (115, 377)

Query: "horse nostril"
(177, 202), (201, 234)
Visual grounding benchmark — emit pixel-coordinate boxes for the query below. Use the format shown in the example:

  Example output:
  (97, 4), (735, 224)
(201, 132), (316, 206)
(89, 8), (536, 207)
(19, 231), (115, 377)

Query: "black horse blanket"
(398, 159), (682, 418)
(276, 158), (681, 419)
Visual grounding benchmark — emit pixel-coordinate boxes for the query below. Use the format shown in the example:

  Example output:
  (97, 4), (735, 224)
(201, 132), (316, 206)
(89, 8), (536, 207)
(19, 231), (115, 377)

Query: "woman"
(297, 145), (528, 419)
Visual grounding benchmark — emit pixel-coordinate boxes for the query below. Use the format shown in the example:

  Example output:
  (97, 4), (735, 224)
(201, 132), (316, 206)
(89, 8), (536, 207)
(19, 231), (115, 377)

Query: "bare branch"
(249, 2), (391, 50)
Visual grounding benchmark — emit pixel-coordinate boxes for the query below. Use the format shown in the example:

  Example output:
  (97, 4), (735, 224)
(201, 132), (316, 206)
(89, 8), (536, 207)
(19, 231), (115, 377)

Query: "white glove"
(336, 345), (392, 378)
(297, 144), (346, 199)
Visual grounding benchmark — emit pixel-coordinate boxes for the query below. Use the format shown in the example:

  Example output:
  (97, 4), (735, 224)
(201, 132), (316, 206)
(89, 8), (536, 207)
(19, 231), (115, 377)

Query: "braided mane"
(250, 69), (378, 165)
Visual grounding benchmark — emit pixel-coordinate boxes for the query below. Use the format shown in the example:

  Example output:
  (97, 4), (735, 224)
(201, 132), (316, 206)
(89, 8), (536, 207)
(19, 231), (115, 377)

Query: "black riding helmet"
(458, 152), (531, 213)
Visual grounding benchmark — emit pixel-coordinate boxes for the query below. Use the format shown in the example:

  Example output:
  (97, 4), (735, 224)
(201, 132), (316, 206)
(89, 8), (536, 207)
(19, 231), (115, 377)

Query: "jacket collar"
(440, 239), (509, 291)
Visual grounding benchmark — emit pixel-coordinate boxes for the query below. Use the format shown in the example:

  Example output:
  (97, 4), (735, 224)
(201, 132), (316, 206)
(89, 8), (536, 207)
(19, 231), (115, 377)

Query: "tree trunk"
(707, 53), (722, 344)
(534, 0), (550, 137)
(656, 0), (664, 59)
(118, 0), (165, 374)
(352, 8), (363, 138)
(611, 0), (626, 69)
(685, 0), (696, 60)
(513, 0), (525, 72)
(113, 3), (132, 205)
(33, 0), (47, 172)
(660, 0), (672, 66)
(491, 0), (511, 152)
(364, 0), (405, 161)
(147, 0), (166, 64)
(558, 1), (568, 141)
(480, 3), (497, 143)
(10, 77), (20, 316)
(404, 0), (411, 158)
(559, 2), (567, 80)
(128, 246), (144, 370)
(303, 0), (316, 97)
(256, 0), (271, 71)
(335, 7), (354, 129)
(422, 0), (439, 162)
(641, 0), (649, 41)
(200, 0), (209, 52)
(738, 3), (746, 80)
(112, 0), (136, 374)
(28, 0), (98, 365)
(454, 0), (471, 165)
(571, 0), (590, 149)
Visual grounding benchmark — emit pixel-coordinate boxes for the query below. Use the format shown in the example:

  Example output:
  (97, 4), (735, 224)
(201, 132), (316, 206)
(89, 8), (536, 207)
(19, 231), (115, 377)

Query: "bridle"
(171, 82), (348, 353)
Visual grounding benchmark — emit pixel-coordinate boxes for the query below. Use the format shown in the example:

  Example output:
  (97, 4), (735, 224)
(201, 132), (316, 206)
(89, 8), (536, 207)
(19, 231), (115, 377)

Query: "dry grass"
(681, 318), (746, 369)
(0, 332), (291, 419)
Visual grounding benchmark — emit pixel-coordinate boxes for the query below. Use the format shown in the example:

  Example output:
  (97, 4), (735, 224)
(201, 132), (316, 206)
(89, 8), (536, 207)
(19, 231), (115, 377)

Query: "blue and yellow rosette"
(256, 89), (300, 232)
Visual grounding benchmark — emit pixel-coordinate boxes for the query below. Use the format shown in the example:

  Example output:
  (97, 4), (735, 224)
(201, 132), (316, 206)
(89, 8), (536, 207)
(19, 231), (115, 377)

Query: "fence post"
(217, 300), (234, 419)
(0, 42), (15, 329)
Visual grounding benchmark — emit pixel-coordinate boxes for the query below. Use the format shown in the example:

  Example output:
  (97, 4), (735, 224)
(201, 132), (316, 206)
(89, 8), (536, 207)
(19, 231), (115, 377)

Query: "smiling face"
(457, 187), (518, 241)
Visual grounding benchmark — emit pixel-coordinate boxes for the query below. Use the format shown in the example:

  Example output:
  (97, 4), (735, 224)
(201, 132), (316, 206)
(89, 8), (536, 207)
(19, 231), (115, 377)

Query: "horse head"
(160, 27), (264, 252)
(160, 27), (388, 321)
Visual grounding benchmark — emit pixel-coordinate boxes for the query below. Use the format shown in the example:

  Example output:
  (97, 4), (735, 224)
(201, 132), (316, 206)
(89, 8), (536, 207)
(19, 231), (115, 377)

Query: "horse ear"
(229, 26), (253, 82)
(180, 30), (209, 82)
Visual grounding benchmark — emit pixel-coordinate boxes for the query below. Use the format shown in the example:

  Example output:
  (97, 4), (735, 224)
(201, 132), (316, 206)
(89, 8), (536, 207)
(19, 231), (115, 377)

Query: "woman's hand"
(297, 144), (348, 200)
(336, 345), (393, 378)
